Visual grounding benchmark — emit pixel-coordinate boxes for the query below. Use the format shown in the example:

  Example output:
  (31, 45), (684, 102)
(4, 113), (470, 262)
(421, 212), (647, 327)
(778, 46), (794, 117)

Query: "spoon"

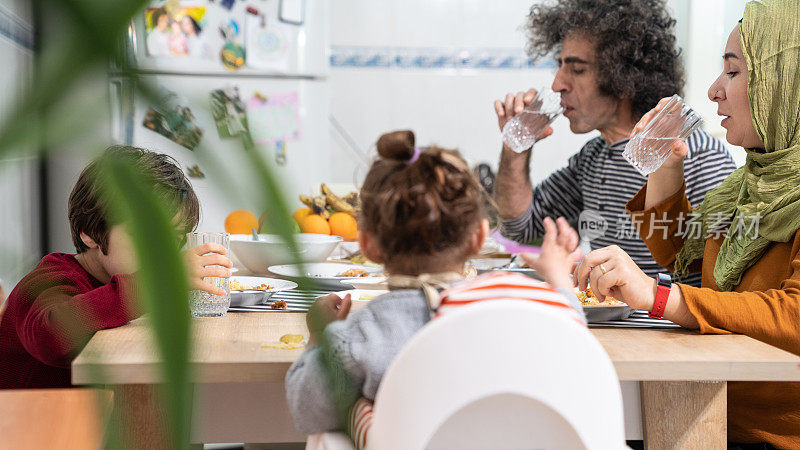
(251, 228), (260, 241)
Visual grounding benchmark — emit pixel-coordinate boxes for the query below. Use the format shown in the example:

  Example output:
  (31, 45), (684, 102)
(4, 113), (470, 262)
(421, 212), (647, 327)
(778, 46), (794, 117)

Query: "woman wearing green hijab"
(569, 0), (800, 447)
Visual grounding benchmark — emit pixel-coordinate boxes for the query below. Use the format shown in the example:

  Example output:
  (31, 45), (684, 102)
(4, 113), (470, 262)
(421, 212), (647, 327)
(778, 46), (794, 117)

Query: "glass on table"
(622, 95), (703, 176)
(501, 88), (564, 153)
(186, 231), (231, 318)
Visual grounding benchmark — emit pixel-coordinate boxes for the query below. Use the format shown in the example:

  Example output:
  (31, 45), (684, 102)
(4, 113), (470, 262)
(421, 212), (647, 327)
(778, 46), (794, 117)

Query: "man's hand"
(184, 243), (232, 296)
(520, 217), (581, 290)
(494, 89), (554, 145)
(307, 293), (352, 346)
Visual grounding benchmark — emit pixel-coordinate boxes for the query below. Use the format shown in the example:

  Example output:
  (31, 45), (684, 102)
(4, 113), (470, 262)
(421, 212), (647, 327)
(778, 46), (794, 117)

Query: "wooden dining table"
(72, 311), (800, 450)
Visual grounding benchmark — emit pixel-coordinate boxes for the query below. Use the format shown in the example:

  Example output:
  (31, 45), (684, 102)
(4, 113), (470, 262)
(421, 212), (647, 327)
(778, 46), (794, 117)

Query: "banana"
(343, 192), (359, 208)
(299, 194), (331, 219)
(321, 183), (357, 216)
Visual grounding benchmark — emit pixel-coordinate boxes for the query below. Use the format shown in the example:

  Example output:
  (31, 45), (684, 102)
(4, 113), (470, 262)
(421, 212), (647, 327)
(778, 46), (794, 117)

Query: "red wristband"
(650, 283), (670, 319)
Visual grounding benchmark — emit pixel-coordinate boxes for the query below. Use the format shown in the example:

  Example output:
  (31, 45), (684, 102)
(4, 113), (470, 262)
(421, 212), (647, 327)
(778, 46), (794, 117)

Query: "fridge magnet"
(186, 164), (205, 178)
(246, 91), (301, 144)
(145, 2), (210, 59)
(209, 87), (249, 138)
(142, 87), (204, 150)
(275, 139), (287, 166)
(219, 19), (245, 70)
(245, 6), (292, 72)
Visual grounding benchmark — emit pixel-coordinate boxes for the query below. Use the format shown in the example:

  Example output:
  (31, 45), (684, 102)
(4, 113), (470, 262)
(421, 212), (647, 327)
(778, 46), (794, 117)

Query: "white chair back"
(367, 301), (626, 450)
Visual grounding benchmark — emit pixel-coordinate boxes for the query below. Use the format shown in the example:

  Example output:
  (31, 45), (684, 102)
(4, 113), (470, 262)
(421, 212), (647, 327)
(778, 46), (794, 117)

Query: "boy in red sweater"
(0, 146), (231, 389)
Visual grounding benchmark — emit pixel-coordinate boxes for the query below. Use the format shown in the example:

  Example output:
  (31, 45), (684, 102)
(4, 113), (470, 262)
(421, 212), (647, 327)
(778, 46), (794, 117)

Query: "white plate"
(268, 263), (383, 290)
(470, 258), (513, 271)
(340, 276), (388, 290)
(230, 233), (343, 274)
(229, 276), (298, 307)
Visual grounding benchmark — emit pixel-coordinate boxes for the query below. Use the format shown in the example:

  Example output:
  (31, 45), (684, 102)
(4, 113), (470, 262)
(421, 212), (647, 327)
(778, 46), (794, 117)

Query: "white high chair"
(308, 300), (627, 450)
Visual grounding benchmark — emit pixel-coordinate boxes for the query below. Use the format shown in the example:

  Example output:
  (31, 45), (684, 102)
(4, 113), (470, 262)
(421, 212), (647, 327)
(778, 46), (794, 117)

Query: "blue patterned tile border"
(0, 4), (33, 51)
(330, 46), (555, 70)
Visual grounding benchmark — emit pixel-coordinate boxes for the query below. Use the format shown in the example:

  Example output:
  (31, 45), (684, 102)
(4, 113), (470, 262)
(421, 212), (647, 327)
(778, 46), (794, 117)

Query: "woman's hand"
(494, 89), (554, 144)
(307, 293), (352, 346)
(633, 97), (691, 209)
(630, 96), (690, 171)
(520, 217), (581, 290)
(184, 243), (232, 295)
(573, 245), (656, 311)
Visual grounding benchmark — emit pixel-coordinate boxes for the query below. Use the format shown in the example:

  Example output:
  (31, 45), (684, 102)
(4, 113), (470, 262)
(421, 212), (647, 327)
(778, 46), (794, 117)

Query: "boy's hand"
(520, 217), (581, 290)
(307, 293), (352, 346)
(184, 243), (232, 296)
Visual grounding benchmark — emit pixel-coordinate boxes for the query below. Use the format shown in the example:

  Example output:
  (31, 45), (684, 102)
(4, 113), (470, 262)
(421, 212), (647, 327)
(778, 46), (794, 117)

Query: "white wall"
(327, 0), (750, 191)
(328, 0), (590, 188)
(0, 0), (37, 288)
(683, 0), (749, 167)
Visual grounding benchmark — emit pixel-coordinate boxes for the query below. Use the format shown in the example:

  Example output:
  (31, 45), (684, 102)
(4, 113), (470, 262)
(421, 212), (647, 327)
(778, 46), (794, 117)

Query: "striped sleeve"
(683, 129), (737, 207)
(500, 148), (585, 244)
(347, 397), (373, 450)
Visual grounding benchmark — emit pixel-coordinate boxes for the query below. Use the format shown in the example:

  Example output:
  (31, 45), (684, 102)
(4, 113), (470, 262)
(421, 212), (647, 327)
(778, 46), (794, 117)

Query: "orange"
(224, 210), (259, 234)
(300, 214), (331, 235)
(328, 212), (358, 241)
(292, 207), (313, 225)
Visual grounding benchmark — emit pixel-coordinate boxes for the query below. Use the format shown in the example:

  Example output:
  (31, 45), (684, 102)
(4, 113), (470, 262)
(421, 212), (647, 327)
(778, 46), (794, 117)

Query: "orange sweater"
(627, 183), (800, 448)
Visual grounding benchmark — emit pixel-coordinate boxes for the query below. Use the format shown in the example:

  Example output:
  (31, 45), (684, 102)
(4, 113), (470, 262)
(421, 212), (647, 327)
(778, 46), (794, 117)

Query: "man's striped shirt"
(500, 129), (736, 286)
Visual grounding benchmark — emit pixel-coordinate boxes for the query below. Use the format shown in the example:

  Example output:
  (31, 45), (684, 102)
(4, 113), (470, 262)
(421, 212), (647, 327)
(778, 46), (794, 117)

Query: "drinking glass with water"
(622, 95), (703, 176)
(186, 231), (231, 318)
(502, 88), (564, 153)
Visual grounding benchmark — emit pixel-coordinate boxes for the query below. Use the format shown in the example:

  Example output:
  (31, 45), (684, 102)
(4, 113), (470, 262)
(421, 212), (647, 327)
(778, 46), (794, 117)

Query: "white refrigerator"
(110, 0), (331, 232)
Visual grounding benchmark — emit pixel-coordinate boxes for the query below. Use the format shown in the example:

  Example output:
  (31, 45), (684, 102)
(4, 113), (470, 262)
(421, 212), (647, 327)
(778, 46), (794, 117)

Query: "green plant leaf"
(101, 154), (193, 449)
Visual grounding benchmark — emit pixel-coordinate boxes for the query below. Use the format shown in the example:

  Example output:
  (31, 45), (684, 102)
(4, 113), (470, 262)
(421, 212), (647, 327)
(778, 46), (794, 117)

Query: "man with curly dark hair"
(494, 0), (736, 287)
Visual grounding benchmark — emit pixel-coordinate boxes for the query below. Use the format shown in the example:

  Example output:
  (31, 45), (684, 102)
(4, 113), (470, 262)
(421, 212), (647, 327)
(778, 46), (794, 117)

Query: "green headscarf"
(674, 0), (800, 291)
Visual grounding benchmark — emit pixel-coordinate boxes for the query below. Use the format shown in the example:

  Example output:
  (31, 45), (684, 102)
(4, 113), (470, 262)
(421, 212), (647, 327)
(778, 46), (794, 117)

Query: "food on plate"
(358, 272), (386, 278)
(262, 334), (306, 350)
(349, 253), (367, 264)
(224, 209), (259, 234)
(336, 268), (367, 277)
(358, 294), (378, 301)
(300, 214), (331, 235)
(577, 289), (626, 306)
(344, 252), (382, 267)
(230, 280), (274, 291)
(297, 184), (361, 237)
(270, 299), (287, 310)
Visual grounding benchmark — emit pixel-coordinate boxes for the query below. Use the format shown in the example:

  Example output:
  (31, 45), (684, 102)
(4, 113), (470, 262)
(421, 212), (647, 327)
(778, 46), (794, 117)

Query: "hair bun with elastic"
(377, 130), (415, 161)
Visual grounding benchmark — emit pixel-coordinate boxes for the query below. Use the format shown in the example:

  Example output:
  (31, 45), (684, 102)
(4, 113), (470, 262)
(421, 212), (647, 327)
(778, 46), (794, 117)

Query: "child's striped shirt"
(347, 272), (583, 449)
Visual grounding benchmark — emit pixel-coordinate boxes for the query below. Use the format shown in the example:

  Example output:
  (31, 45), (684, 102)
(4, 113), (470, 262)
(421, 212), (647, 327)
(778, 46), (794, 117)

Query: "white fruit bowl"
(230, 233), (343, 275)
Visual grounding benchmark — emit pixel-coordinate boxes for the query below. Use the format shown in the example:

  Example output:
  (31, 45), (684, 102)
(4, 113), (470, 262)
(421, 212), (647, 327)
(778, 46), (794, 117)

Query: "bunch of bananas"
(299, 184), (359, 219)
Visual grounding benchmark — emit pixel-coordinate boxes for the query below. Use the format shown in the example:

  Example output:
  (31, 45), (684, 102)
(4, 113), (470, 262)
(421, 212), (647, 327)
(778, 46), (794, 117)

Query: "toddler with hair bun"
(286, 130), (585, 441)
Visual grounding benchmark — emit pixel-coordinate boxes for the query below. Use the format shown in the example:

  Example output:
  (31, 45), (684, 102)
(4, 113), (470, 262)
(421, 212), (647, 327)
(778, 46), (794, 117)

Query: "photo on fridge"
(142, 87), (204, 150)
(145, 1), (210, 59)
